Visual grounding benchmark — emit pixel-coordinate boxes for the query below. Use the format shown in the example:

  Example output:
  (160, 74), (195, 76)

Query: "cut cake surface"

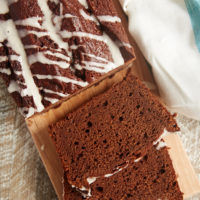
(49, 73), (181, 199)
(63, 146), (183, 200)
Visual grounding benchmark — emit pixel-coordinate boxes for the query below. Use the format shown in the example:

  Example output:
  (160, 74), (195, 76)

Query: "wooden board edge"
(164, 134), (200, 199)
(28, 122), (64, 200)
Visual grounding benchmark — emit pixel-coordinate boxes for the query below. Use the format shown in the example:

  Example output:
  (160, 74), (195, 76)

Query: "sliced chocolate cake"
(63, 147), (183, 200)
(49, 73), (180, 198)
(0, 0), (134, 118)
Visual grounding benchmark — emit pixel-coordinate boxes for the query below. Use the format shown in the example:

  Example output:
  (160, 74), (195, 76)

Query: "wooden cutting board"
(26, 1), (200, 199)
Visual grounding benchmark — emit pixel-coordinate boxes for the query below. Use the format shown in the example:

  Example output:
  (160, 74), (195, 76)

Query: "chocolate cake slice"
(0, 0), (134, 118)
(49, 73), (180, 197)
(63, 146), (183, 200)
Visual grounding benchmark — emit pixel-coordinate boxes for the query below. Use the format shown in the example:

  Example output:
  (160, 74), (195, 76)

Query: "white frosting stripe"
(0, 1), (9, 14)
(78, 0), (88, 9)
(8, 80), (21, 93)
(80, 61), (115, 73)
(83, 53), (110, 63)
(153, 129), (170, 150)
(80, 9), (99, 24)
(43, 50), (71, 62)
(0, 56), (8, 62)
(44, 96), (59, 104)
(60, 31), (106, 41)
(0, 20), (44, 113)
(28, 52), (70, 68)
(34, 74), (88, 87)
(97, 15), (121, 23)
(18, 29), (48, 38)
(0, 1), (44, 114)
(42, 88), (68, 97)
(103, 33), (124, 67)
(60, 30), (124, 67)
(0, 68), (11, 75)
(37, 0), (69, 51)
(15, 17), (43, 29)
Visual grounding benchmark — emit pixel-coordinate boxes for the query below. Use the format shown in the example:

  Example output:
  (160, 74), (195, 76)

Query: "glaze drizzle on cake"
(0, 0), (134, 117)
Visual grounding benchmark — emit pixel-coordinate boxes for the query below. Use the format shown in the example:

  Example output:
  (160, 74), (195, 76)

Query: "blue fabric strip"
(184, 0), (200, 52)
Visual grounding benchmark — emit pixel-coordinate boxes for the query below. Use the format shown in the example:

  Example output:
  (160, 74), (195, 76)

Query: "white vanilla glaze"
(97, 15), (121, 23)
(103, 33), (124, 67)
(0, 56), (8, 63)
(81, 61), (115, 73)
(7, 80), (20, 93)
(15, 17), (43, 29)
(0, 68), (11, 75)
(83, 53), (110, 63)
(28, 52), (70, 68)
(87, 177), (97, 185)
(104, 162), (129, 178)
(60, 30), (107, 41)
(156, 141), (166, 150)
(78, 0), (88, 9)
(24, 45), (39, 49)
(43, 50), (71, 62)
(116, 41), (132, 48)
(0, 2), (44, 115)
(37, 0), (69, 51)
(153, 129), (169, 146)
(44, 96), (59, 104)
(34, 74), (88, 87)
(80, 9), (99, 24)
(60, 30), (124, 67)
(18, 29), (48, 38)
(21, 107), (35, 117)
(42, 88), (68, 97)
(153, 129), (171, 150)
(0, 0), (9, 14)
(134, 156), (143, 163)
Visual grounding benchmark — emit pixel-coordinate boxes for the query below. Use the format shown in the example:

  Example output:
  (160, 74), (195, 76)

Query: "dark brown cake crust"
(50, 73), (180, 194)
(63, 147), (183, 200)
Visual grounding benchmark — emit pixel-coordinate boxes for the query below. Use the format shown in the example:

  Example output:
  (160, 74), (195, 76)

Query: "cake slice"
(63, 146), (183, 199)
(49, 72), (180, 197)
(0, 0), (134, 118)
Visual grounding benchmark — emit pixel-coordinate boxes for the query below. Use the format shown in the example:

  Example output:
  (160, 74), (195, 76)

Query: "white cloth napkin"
(120, 0), (200, 120)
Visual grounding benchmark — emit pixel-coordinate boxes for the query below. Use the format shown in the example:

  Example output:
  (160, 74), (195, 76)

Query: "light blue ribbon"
(184, 0), (200, 52)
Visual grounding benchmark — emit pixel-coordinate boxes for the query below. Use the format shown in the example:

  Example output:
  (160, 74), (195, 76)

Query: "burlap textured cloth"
(0, 77), (200, 199)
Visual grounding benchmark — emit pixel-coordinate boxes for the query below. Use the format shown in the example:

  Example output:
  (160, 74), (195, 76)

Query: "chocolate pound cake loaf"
(63, 147), (183, 200)
(0, 0), (134, 118)
(49, 73), (181, 199)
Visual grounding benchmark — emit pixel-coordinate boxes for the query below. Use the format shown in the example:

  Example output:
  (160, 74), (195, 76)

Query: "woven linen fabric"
(0, 78), (57, 200)
(0, 77), (200, 199)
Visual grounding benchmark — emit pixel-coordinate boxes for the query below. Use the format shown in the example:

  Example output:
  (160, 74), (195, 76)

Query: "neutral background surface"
(0, 76), (200, 200)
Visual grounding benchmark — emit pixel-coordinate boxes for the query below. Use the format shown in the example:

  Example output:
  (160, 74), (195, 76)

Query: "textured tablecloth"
(0, 77), (200, 200)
